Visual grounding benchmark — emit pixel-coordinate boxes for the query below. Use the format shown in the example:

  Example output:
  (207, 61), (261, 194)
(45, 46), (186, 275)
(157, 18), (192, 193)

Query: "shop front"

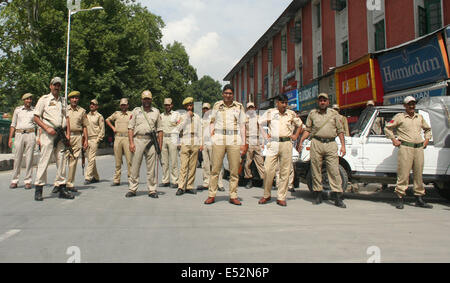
(282, 80), (299, 111)
(297, 81), (319, 122)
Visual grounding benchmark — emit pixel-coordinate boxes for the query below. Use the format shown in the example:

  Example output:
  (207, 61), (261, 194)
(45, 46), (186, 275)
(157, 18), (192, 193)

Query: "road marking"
(0, 229), (21, 243)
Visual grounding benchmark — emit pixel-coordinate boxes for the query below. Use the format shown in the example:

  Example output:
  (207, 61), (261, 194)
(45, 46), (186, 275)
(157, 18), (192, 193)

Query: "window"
(331, 0), (347, 11)
(291, 20), (302, 43)
(268, 48), (273, 62)
(317, 55), (322, 77)
(249, 63), (254, 78)
(374, 20), (385, 51)
(342, 40), (349, 64)
(316, 2), (321, 28)
(418, 0), (442, 36)
(281, 35), (287, 52)
(419, 6), (427, 37)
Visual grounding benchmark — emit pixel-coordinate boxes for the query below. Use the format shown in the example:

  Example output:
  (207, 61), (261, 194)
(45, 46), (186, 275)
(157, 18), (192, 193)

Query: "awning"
(383, 80), (449, 105)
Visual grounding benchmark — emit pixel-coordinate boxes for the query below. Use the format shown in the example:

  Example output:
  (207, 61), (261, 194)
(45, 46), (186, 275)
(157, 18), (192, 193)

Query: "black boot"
(395, 196), (404, 209)
(313, 191), (322, 205)
(245, 180), (253, 189)
(335, 193), (347, 208)
(58, 185), (75, 199)
(415, 196), (433, 209)
(52, 186), (60, 194)
(34, 185), (44, 201)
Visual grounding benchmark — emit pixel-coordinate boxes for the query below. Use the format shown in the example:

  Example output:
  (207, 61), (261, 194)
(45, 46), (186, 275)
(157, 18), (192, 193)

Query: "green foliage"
(0, 0), (198, 120)
(185, 75), (223, 105)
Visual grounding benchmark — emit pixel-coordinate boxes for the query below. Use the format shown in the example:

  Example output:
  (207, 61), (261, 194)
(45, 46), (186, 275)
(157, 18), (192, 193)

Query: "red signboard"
(335, 55), (384, 109)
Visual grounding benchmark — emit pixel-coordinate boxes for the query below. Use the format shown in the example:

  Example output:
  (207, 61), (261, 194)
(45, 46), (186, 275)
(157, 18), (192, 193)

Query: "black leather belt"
(313, 136), (335, 143)
(401, 141), (424, 148)
(270, 137), (291, 142)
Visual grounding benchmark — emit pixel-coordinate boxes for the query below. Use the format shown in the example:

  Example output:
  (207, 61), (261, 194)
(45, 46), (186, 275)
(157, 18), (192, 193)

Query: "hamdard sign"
(378, 33), (450, 93)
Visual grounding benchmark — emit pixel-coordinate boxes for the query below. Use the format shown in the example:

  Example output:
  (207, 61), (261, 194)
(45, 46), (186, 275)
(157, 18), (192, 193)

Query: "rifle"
(54, 127), (75, 159)
(238, 144), (249, 176)
(81, 147), (86, 175)
(145, 131), (162, 166)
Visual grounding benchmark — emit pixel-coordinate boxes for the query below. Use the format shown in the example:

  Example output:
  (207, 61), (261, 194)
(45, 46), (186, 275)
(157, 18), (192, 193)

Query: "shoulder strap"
(141, 107), (154, 130)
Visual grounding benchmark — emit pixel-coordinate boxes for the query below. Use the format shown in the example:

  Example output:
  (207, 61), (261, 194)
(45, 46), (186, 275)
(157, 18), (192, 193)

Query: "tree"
(0, 0), (197, 120)
(185, 75), (223, 105)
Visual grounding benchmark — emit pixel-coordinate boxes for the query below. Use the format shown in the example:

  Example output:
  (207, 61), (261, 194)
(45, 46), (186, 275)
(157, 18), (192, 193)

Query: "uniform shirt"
(338, 114), (350, 136)
(202, 111), (212, 146)
(259, 108), (302, 138)
(11, 106), (35, 130)
(86, 111), (105, 141)
(175, 112), (202, 146)
(160, 111), (180, 135)
(34, 93), (67, 128)
(128, 107), (162, 136)
(67, 106), (88, 132)
(106, 111), (132, 134)
(384, 112), (432, 143)
(210, 100), (246, 145)
(305, 108), (344, 139)
(246, 111), (262, 146)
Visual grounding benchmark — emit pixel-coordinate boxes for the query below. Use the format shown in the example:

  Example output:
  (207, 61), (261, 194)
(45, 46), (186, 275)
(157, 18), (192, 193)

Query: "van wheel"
(306, 164), (348, 198)
(435, 182), (450, 201)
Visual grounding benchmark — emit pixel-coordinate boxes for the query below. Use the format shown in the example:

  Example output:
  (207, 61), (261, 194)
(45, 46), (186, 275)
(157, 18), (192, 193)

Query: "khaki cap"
(202, 103), (211, 109)
(141, 90), (152, 99)
(404, 96), (416, 104)
(22, 93), (33, 100)
(164, 98), (173, 105)
(183, 97), (194, 105)
(366, 100), (375, 106)
(247, 102), (255, 108)
(332, 104), (340, 110)
(68, 91), (80, 98)
(318, 93), (329, 99)
(120, 98), (128, 105)
(50, 77), (62, 85)
(90, 99), (99, 105)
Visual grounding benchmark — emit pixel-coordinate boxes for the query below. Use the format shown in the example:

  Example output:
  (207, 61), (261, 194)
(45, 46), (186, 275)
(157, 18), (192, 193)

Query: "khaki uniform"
(201, 112), (224, 188)
(276, 162), (294, 189)
(160, 111), (180, 184)
(208, 101), (246, 199)
(128, 107), (162, 193)
(305, 108), (344, 192)
(259, 108), (302, 201)
(338, 114), (350, 136)
(175, 112), (202, 190)
(34, 94), (68, 186)
(11, 106), (36, 185)
(106, 111), (132, 184)
(385, 112), (432, 197)
(244, 111), (264, 180)
(64, 106), (88, 188)
(85, 111), (105, 181)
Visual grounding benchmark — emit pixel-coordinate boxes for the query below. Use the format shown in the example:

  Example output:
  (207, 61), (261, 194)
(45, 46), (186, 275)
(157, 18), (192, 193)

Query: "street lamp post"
(64, 6), (103, 104)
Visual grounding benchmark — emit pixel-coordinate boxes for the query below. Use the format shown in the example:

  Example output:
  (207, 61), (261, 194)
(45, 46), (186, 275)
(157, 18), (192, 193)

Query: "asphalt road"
(0, 155), (449, 263)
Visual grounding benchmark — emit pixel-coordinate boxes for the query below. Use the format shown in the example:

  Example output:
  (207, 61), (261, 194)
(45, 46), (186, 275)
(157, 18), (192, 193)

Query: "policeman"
(85, 99), (105, 184)
(367, 100), (383, 135)
(106, 98), (132, 186)
(59, 91), (88, 193)
(244, 102), (265, 189)
(9, 93), (36, 190)
(332, 104), (350, 136)
(197, 103), (225, 192)
(160, 97), (180, 188)
(258, 94), (303, 206)
(174, 97), (202, 195)
(33, 77), (74, 201)
(298, 93), (347, 208)
(384, 96), (433, 209)
(204, 84), (247, 205)
(126, 90), (163, 198)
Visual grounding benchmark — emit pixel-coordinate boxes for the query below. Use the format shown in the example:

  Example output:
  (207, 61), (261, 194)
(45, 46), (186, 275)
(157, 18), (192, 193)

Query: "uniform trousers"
(395, 145), (425, 197)
(113, 136), (132, 184)
(11, 132), (36, 185)
(178, 144), (200, 190)
(310, 139), (342, 192)
(263, 141), (292, 201)
(129, 138), (157, 193)
(35, 131), (66, 186)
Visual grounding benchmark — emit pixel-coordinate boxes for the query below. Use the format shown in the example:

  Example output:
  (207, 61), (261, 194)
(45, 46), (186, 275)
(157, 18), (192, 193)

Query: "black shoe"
(67, 187), (78, 193)
(288, 188), (295, 193)
(218, 187), (225, 192)
(313, 191), (323, 205)
(159, 183), (170, 187)
(197, 185), (207, 191)
(334, 193), (346, 208)
(125, 191), (136, 198)
(58, 185), (75, 199)
(170, 184), (178, 189)
(92, 178), (99, 183)
(176, 189), (185, 196)
(415, 196), (433, 209)
(395, 196), (404, 209)
(111, 182), (120, 186)
(84, 179), (92, 185)
(52, 186), (60, 194)
(185, 189), (197, 195)
(148, 192), (159, 198)
(34, 186), (44, 201)
(245, 180), (253, 189)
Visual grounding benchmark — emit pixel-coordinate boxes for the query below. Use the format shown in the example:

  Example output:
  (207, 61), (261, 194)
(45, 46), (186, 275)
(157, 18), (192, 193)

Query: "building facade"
(224, 0), (450, 109)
